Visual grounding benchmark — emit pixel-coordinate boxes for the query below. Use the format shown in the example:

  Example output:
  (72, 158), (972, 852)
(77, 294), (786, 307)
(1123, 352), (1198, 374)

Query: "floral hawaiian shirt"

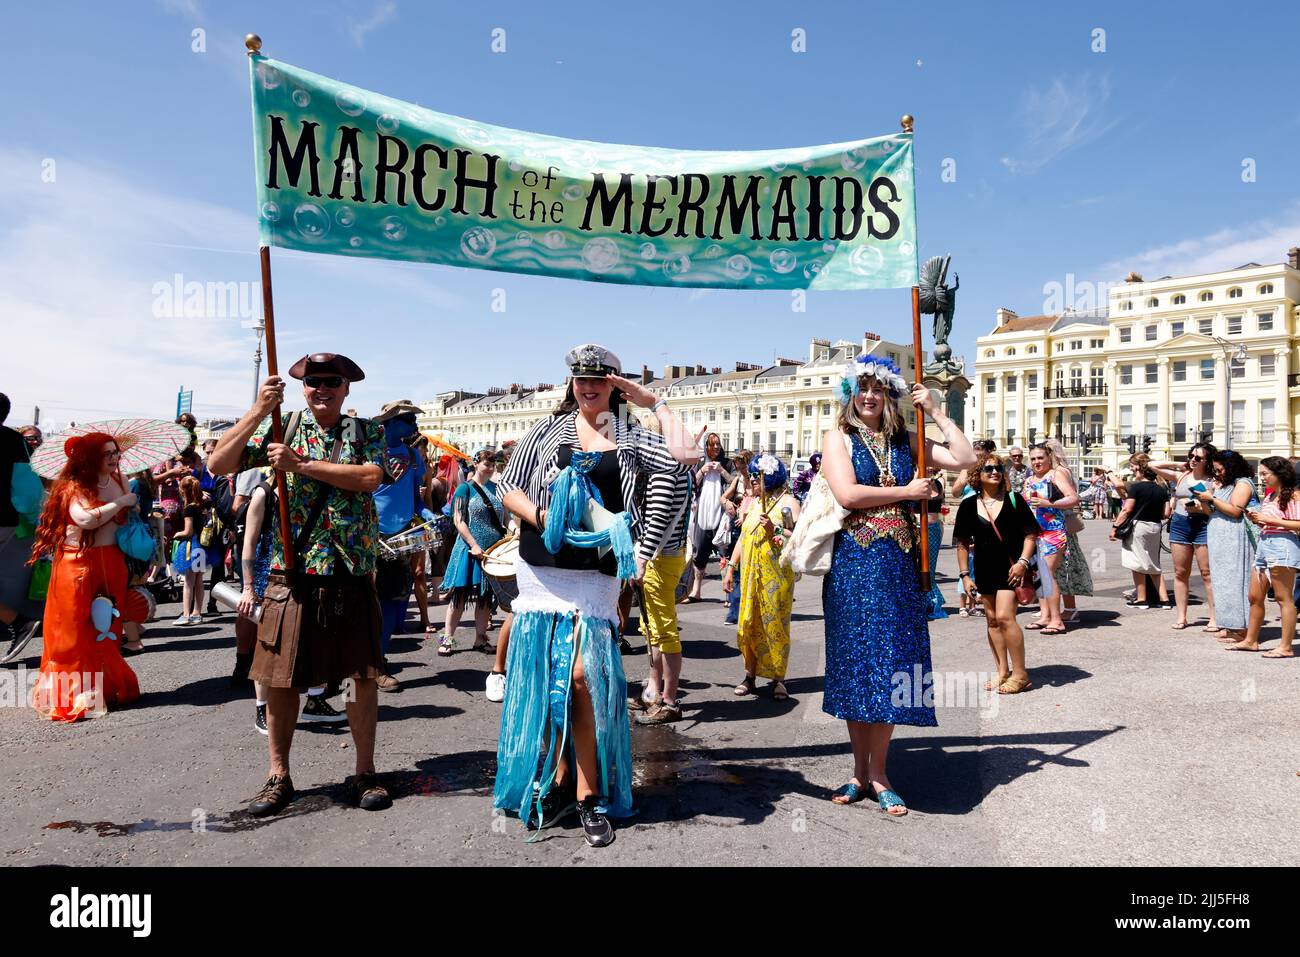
(243, 410), (386, 576)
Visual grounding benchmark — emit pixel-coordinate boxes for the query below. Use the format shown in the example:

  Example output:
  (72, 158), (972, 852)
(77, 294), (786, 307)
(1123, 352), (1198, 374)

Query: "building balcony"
(1044, 384), (1109, 401)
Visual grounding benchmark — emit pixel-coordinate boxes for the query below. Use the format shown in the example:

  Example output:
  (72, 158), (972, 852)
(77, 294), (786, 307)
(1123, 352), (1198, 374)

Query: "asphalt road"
(2, 520), (1296, 866)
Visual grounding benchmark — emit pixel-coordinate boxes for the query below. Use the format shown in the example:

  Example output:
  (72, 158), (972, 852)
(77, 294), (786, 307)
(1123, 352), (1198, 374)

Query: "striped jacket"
(638, 469), (693, 561)
(499, 409), (687, 539)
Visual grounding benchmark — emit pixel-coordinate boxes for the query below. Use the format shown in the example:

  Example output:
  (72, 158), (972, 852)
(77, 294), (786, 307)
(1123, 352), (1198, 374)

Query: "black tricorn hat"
(287, 353), (366, 382)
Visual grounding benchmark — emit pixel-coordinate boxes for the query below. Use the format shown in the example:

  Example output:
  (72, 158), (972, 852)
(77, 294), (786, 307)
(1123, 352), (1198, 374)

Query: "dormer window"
(1199, 291), (1213, 302)
(1171, 294), (1186, 305)
(1228, 287), (1242, 299)
(1146, 298), (1159, 307)
(1259, 283), (1274, 295)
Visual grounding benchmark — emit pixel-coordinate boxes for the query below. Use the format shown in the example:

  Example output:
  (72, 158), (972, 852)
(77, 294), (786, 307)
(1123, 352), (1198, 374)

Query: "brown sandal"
(984, 672), (1010, 691)
(997, 675), (1033, 695)
(734, 676), (756, 696)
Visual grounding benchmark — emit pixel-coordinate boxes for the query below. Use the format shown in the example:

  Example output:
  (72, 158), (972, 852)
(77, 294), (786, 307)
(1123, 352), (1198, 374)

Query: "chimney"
(695, 364), (706, 376)
(641, 364), (652, 385)
(994, 307), (1018, 328)
(1124, 271), (1144, 283)
(711, 367), (722, 375)
(1288, 247), (1300, 270)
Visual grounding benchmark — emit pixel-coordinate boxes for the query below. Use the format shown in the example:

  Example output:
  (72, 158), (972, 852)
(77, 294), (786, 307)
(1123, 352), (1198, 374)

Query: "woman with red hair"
(28, 433), (141, 721)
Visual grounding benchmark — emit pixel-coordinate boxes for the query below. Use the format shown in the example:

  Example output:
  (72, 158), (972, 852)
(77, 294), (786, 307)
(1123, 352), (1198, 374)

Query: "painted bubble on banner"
(639, 243), (657, 261)
(461, 226), (497, 260)
(257, 63), (282, 90)
(823, 241), (837, 253)
(260, 201), (281, 223)
(334, 206), (356, 227)
(703, 244), (724, 260)
(725, 254), (753, 280)
(435, 216), (446, 227)
(380, 216), (407, 241)
(662, 254), (691, 280)
(336, 89), (367, 116)
(350, 237), (363, 247)
(458, 126), (493, 147)
(291, 88), (310, 108)
(516, 232), (532, 246)
(770, 161), (786, 173)
(900, 241), (914, 257)
(562, 184), (585, 202)
(770, 249), (797, 274)
(803, 261), (825, 280)
(543, 231), (567, 249)
(581, 237), (620, 274)
(841, 147), (870, 172)
(849, 245), (883, 276)
(377, 113), (400, 135)
(293, 203), (330, 240)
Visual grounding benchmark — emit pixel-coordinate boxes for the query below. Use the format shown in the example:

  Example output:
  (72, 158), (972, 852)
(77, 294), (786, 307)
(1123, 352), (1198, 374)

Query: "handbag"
(982, 493), (1038, 604)
(27, 556), (52, 601)
(115, 513), (157, 562)
(783, 434), (852, 576)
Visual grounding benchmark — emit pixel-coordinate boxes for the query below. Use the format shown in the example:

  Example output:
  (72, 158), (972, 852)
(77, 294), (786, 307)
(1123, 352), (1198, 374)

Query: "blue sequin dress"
(821, 432), (937, 726)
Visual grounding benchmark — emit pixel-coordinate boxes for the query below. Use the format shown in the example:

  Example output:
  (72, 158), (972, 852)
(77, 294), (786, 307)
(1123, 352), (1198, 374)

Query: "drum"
(380, 521), (444, 558)
(481, 535), (518, 613)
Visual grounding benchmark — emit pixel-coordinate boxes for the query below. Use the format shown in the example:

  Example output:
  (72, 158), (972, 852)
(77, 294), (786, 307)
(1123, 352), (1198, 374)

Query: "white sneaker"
(173, 615), (192, 626)
(485, 672), (506, 703)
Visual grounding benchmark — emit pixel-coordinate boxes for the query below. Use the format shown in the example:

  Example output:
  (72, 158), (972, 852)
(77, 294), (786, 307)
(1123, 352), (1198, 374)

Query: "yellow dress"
(737, 498), (795, 680)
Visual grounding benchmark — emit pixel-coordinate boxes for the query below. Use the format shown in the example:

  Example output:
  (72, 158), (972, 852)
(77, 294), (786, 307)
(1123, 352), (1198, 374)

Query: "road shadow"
(682, 638), (742, 661)
(1028, 664), (1092, 689)
(377, 702), (465, 722)
(140, 674), (247, 709)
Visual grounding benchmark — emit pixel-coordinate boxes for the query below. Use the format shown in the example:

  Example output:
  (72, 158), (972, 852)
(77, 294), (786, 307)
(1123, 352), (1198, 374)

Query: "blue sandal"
(874, 787), (909, 816)
(831, 782), (868, 804)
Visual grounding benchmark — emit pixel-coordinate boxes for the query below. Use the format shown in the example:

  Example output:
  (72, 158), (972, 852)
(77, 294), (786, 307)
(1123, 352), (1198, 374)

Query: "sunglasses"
(303, 375), (344, 389)
(1188, 454), (1205, 462)
(981, 465), (1004, 474)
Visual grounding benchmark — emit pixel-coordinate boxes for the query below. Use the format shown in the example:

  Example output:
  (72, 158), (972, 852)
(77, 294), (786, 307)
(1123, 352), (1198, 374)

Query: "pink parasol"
(31, 418), (195, 480)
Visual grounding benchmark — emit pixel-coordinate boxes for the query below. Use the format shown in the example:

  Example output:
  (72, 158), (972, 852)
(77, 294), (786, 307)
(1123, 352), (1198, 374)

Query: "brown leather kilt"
(250, 571), (385, 689)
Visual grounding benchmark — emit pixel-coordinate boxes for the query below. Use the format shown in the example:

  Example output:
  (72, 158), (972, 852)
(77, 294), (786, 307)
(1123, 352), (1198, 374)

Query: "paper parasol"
(31, 418), (195, 479)
(420, 430), (470, 462)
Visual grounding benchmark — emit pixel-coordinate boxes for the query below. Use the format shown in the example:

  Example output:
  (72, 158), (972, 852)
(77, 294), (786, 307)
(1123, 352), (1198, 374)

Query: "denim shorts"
(1255, 532), (1300, 570)
(1169, 511), (1208, 546)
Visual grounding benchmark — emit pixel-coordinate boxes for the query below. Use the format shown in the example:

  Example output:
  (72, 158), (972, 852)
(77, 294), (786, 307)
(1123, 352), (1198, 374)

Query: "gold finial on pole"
(900, 114), (914, 133)
(245, 34), (263, 56)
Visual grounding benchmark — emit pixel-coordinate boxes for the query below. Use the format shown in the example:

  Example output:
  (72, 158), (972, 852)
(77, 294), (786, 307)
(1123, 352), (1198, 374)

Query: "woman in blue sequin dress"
(821, 356), (976, 815)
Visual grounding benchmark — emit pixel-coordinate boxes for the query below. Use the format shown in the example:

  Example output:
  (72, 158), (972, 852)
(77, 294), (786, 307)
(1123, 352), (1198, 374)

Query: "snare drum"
(380, 521), (443, 558)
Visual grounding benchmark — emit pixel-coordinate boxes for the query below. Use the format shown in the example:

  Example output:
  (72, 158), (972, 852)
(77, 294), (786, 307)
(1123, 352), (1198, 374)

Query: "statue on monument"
(918, 255), (961, 374)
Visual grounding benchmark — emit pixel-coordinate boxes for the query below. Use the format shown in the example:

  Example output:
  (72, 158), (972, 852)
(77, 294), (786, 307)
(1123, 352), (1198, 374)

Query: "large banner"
(249, 56), (918, 290)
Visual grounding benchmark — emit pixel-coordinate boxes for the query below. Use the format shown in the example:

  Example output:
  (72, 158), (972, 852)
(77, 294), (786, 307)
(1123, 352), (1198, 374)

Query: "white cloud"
(0, 148), (461, 433)
(348, 1), (398, 48)
(1098, 204), (1300, 280)
(1000, 74), (1118, 175)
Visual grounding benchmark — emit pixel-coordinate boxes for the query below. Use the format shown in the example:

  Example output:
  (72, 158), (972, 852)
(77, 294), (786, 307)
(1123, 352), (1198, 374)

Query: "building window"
(708, 408), (716, 421)
(1145, 325), (1157, 341)
(1172, 403), (1187, 443)
(1119, 327), (1132, 343)
(785, 404), (795, 420)
(1260, 354), (1275, 377)
(1119, 406), (1133, 436)
(1027, 372), (1038, 390)
(1198, 318), (1213, 336)
(1258, 312), (1274, 331)
(1070, 368), (1083, 389)
(986, 377), (996, 395)
(821, 377), (830, 385)
(1199, 291), (1213, 302)
(1230, 401), (1245, 440)
(802, 403), (813, 416)
(1027, 345), (1038, 354)
(1145, 363), (1158, 384)
(1228, 287), (1242, 299)
(1261, 399), (1276, 441)
(1172, 360), (1186, 382)
(1200, 359), (1214, 380)
(1121, 301), (1133, 311)
(1227, 316), (1242, 335)
(1259, 283), (1274, 295)
(1145, 405), (1158, 435)
(768, 431), (777, 450)
(820, 402), (832, 416)
(767, 405), (777, 419)
(1055, 368), (1065, 388)
(1006, 411), (1017, 440)
(1230, 361), (1244, 380)
(1199, 402), (1214, 439)
(1120, 365), (1133, 385)
(1090, 367), (1104, 391)
(803, 378), (811, 387)
(1172, 294), (1186, 304)
(1171, 320), (1184, 337)
(1090, 338), (1105, 349)
(984, 412), (995, 436)
(1071, 340), (1083, 350)
(723, 408), (731, 421)
(1006, 374), (1017, 393)
(1007, 347), (1017, 356)
(1055, 342), (1064, 353)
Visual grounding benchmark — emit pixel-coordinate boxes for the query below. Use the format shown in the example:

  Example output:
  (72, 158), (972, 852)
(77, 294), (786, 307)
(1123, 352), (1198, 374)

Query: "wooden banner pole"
(902, 113), (930, 592)
(259, 245), (297, 571)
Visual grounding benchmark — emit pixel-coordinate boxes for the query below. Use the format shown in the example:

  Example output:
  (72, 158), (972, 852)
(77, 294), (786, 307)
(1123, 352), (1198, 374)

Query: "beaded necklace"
(859, 426), (896, 487)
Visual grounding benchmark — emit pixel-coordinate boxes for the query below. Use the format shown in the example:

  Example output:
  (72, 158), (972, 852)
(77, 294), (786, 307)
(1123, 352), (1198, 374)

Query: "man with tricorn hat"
(208, 352), (392, 816)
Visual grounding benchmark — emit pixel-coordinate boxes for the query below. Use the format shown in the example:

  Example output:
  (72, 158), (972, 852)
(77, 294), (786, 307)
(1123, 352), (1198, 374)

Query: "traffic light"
(1126, 435), (1137, 454)
(1079, 433), (1092, 455)
(1142, 434), (1153, 453)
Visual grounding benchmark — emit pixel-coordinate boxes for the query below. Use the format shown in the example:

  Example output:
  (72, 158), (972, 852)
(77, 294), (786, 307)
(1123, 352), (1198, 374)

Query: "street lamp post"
(1212, 336), (1248, 449)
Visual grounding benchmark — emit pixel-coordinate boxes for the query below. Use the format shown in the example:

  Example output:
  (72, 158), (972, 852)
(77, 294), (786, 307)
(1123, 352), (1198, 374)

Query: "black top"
(1127, 481), (1169, 523)
(953, 492), (1041, 595)
(0, 426), (26, 528)
(183, 503), (204, 523)
(519, 447), (625, 576)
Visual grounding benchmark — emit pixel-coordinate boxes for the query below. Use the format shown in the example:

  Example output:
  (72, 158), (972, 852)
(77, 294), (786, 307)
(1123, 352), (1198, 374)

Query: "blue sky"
(3, 0), (1298, 430)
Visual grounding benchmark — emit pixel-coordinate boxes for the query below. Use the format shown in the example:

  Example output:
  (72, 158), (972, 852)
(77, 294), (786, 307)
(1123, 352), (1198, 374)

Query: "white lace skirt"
(513, 558), (621, 622)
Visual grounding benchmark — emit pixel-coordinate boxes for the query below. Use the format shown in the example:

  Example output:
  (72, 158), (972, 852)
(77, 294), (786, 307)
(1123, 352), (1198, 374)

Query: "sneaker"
(350, 772), (392, 811)
(254, 703), (268, 735)
(0, 616), (40, 664)
(375, 672), (403, 693)
(526, 778), (576, 829)
(577, 796), (615, 848)
(172, 615), (192, 627)
(249, 773), (294, 817)
(485, 671), (506, 702)
(637, 701), (682, 725)
(300, 694), (348, 724)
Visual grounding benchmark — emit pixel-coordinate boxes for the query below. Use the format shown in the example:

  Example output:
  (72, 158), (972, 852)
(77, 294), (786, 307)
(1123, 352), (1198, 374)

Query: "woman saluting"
(494, 344), (701, 847)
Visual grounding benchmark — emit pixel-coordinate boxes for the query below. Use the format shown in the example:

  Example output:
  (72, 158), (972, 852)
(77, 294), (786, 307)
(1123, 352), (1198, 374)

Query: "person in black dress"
(953, 452), (1040, 694)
